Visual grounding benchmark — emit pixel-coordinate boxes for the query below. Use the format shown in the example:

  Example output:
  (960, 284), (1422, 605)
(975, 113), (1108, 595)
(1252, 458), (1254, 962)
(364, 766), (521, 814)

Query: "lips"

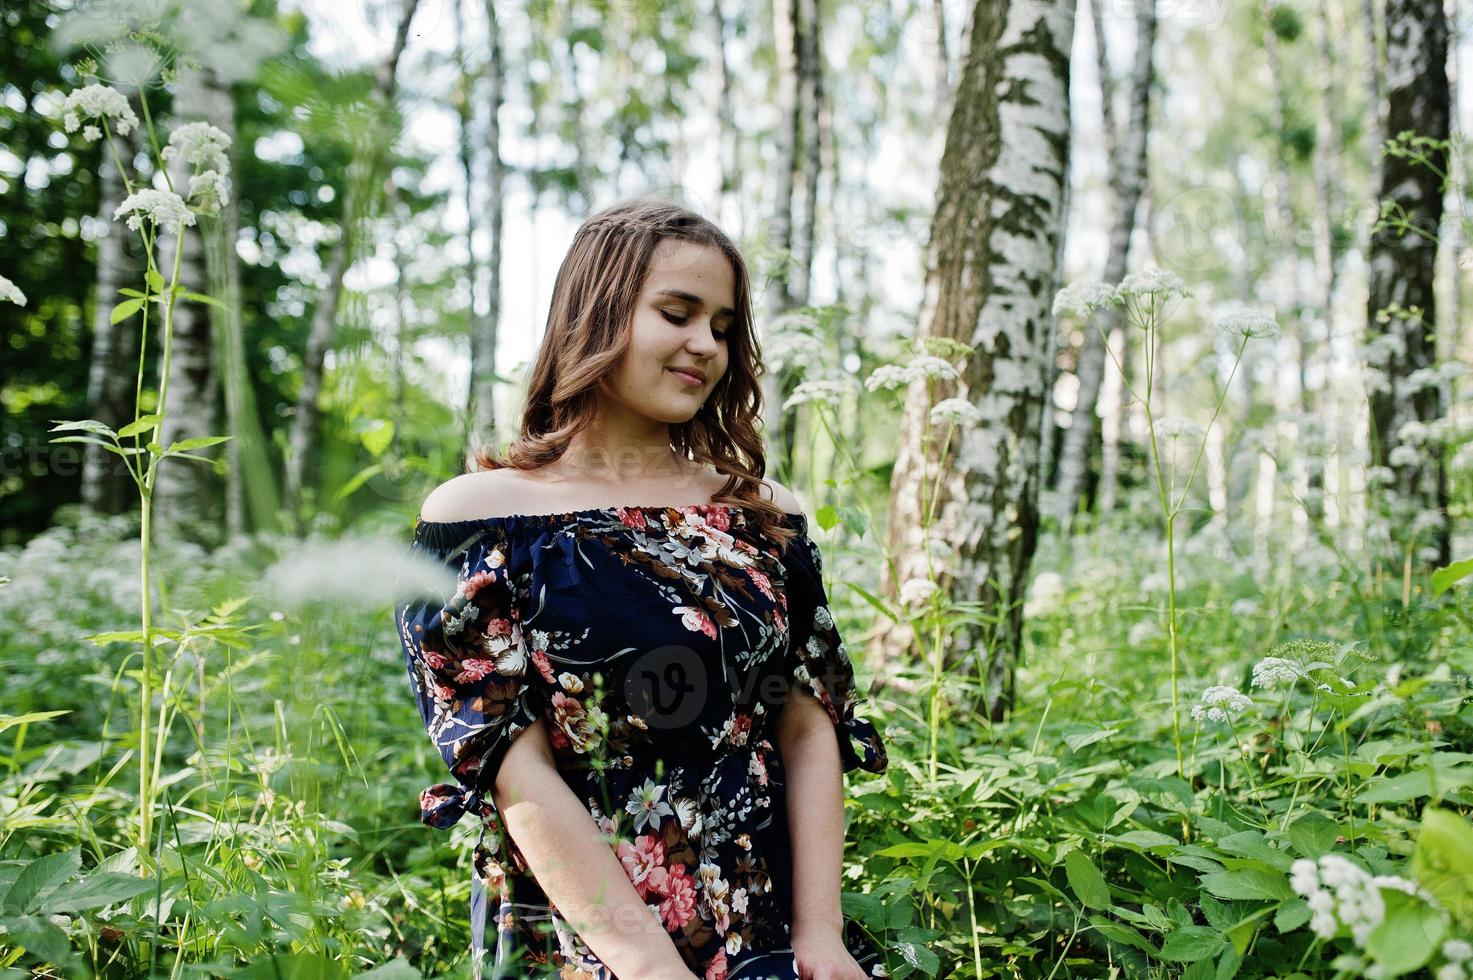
(668, 368), (705, 386)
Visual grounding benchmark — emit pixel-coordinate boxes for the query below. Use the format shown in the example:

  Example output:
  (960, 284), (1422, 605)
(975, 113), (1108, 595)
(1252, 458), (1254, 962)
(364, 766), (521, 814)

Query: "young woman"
(395, 197), (889, 980)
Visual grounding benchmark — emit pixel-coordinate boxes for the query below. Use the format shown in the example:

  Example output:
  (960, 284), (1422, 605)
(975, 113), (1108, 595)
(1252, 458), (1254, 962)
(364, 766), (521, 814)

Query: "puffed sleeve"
(779, 517), (888, 775)
(394, 519), (546, 834)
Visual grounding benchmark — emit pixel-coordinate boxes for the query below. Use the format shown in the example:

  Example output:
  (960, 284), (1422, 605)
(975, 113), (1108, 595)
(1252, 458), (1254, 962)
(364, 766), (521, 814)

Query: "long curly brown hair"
(468, 196), (798, 554)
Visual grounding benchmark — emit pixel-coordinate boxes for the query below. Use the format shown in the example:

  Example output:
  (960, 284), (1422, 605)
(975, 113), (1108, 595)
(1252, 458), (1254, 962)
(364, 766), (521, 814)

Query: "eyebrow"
(654, 289), (736, 319)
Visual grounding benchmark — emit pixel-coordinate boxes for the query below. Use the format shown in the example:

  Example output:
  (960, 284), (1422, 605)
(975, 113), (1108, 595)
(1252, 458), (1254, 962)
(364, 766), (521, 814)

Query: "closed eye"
(663, 309), (728, 340)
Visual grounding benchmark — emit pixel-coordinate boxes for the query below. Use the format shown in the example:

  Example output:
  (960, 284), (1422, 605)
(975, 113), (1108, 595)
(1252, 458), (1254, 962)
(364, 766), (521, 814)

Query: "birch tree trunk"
(712, 0), (739, 210)
(82, 117), (140, 516)
(282, 0), (419, 514)
(1367, 0), (1451, 567)
(874, 0), (1075, 722)
(476, 0), (506, 453)
(1052, 0), (1155, 526)
(153, 64), (223, 543)
(789, 0), (821, 311)
(763, 0), (803, 471)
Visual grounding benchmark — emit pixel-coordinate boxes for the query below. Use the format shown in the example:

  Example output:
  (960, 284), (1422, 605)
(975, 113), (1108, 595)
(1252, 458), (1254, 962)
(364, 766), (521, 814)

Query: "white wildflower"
(1128, 620), (1161, 647)
(783, 377), (851, 411)
(929, 398), (984, 428)
(1052, 280), (1116, 319)
(1364, 466), (1395, 487)
(1215, 309), (1283, 341)
(1115, 267), (1191, 302)
(113, 189), (196, 232)
(1388, 444), (1421, 468)
(1190, 685), (1252, 724)
(1153, 416), (1205, 442)
(163, 121), (232, 174)
(1024, 571), (1066, 618)
(1363, 366), (1393, 396)
(863, 364), (910, 392)
(898, 577), (938, 609)
(82, 125), (102, 141)
(1396, 420), (1432, 446)
(1443, 939), (1473, 962)
(1231, 598), (1258, 618)
(1289, 854), (1389, 947)
(61, 83), (139, 138)
(1290, 859), (1319, 895)
(187, 169), (230, 211)
(1437, 963), (1468, 980)
(1360, 332), (1406, 366)
(0, 274), (25, 306)
(1251, 656), (1307, 688)
(1452, 443), (1473, 474)
(904, 355), (962, 384)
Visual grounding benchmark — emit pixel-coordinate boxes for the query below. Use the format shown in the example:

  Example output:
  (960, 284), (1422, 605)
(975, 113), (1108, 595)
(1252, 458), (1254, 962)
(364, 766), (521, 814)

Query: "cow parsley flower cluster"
(1190, 685), (1251, 724)
(1251, 656), (1309, 688)
(1116, 267), (1191, 302)
(62, 84), (139, 140)
(929, 398), (983, 429)
(113, 189), (196, 231)
(0, 274), (25, 307)
(163, 121), (231, 172)
(1153, 416), (1205, 443)
(1215, 309), (1283, 341)
(1052, 280), (1116, 319)
(1439, 940), (1473, 980)
(1290, 855), (1431, 947)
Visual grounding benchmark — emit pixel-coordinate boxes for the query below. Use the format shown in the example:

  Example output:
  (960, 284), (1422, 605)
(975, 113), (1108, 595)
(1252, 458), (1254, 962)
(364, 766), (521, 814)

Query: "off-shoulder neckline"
(412, 502), (808, 534)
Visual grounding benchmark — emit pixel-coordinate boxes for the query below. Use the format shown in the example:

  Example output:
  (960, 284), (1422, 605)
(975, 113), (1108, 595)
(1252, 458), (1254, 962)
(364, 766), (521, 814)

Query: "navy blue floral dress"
(394, 503), (890, 979)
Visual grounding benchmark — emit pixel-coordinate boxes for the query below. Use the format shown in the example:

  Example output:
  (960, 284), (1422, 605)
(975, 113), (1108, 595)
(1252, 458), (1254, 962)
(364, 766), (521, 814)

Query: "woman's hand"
(792, 930), (870, 980)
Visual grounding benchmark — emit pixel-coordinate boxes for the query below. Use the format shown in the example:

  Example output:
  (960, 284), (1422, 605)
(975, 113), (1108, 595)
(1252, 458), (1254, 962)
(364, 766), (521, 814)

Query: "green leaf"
(356, 956), (422, 979)
(1087, 915), (1160, 955)
(45, 872), (156, 913)
(359, 419), (393, 457)
(116, 414), (163, 439)
(146, 266), (165, 292)
(0, 711), (69, 735)
(1432, 558), (1473, 597)
(1410, 807), (1473, 930)
(1198, 869), (1294, 902)
(165, 435), (232, 454)
(1064, 848), (1111, 910)
(47, 419), (117, 437)
(1105, 829), (1180, 851)
(1274, 898), (1310, 934)
(1, 913), (72, 967)
(1157, 925), (1226, 962)
(1287, 812), (1340, 860)
(1064, 728), (1120, 751)
(118, 287), (146, 298)
(175, 290), (226, 309)
(4, 848), (81, 916)
(110, 298), (144, 324)
(1355, 765), (1473, 805)
(1362, 890), (1444, 974)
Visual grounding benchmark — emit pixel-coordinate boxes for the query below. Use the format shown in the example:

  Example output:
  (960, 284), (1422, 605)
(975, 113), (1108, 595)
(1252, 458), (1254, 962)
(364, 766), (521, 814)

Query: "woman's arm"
(494, 718), (696, 980)
(775, 685), (848, 941)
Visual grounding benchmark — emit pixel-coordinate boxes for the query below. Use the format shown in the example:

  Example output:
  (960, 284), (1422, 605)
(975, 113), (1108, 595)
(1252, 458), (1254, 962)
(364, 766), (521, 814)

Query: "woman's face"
(603, 238), (735, 424)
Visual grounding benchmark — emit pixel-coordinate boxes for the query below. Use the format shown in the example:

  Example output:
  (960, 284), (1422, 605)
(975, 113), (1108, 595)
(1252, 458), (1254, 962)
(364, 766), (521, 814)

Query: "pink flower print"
(658, 864), (697, 930)
(531, 648), (556, 684)
(462, 570), (497, 599)
(730, 714), (751, 746)
(747, 567), (773, 601)
(616, 834), (666, 900)
(617, 508), (649, 530)
(700, 506), (732, 532)
(424, 649), (450, 671)
(454, 658), (497, 684)
(749, 753), (768, 787)
(677, 606), (718, 639)
(704, 947), (728, 980)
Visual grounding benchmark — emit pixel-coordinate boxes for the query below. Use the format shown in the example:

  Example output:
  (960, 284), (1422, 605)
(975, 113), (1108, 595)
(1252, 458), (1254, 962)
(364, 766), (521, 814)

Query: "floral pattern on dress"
(395, 504), (890, 979)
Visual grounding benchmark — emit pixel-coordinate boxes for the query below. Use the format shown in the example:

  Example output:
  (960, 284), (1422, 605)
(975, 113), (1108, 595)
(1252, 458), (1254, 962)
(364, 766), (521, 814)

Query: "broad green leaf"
(1064, 848), (1111, 910)
(1432, 558), (1473, 597)
(356, 957), (422, 979)
(110, 297), (144, 324)
(117, 414), (162, 439)
(175, 290), (226, 309)
(1106, 829), (1180, 851)
(1, 913), (72, 967)
(146, 266), (165, 292)
(1355, 766), (1473, 804)
(1088, 915), (1160, 955)
(1064, 728), (1119, 751)
(1157, 925), (1226, 962)
(1410, 807), (1473, 929)
(1287, 812), (1340, 860)
(359, 419), (393, 457)
(1274, 898), (1310, 934)
(4, 848), (81, 916)
(45, 872), (156, 913)
(1362, 890), (1444, 974)
(1198, 869), (1294, 902)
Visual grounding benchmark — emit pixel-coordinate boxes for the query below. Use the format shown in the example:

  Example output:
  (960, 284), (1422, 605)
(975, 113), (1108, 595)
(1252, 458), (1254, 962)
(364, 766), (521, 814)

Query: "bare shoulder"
(756, 476), (804, 516)
(418, 469), (518, 522)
